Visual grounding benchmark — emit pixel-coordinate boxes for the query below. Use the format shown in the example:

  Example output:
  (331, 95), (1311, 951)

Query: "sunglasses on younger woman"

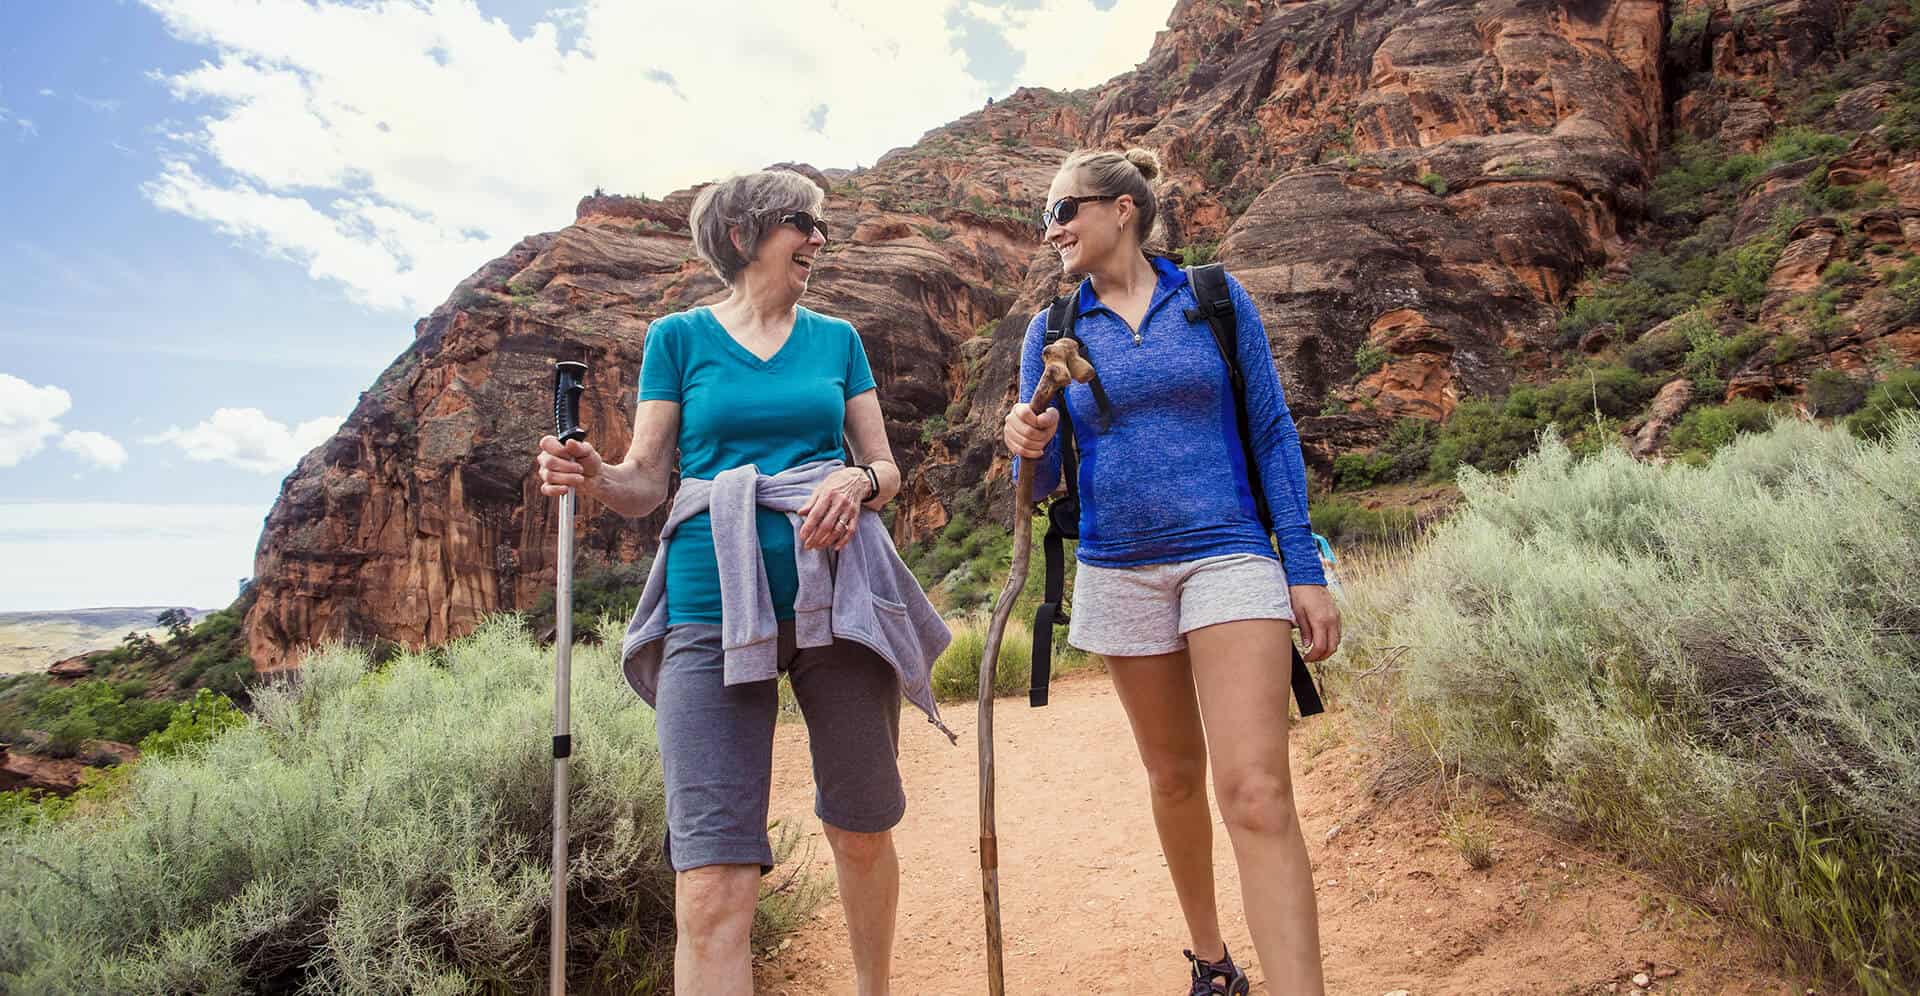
(1040, 194), (1118, 228)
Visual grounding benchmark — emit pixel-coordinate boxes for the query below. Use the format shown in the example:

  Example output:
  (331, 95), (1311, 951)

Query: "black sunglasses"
(777, 210), (830, 240)
(1042, 194), (1118, 228)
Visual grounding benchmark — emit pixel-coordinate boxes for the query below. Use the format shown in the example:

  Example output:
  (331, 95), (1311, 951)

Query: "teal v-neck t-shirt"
(638, 305), (876, 624)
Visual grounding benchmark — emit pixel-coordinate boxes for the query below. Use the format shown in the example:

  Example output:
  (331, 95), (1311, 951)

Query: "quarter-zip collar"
(1073, 253), (1192, 342)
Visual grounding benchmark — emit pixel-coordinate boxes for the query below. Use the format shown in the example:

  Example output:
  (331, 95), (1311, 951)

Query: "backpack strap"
(1184, 263), (1323, 718)
(1031, 281), (1115, 706)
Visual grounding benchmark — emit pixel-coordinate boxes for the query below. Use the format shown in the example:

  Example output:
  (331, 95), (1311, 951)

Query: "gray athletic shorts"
(1067, 552), (1294, 657)
(655, 621), (904, 873)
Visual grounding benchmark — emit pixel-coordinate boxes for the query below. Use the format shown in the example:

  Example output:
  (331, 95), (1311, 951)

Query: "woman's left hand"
(797, 469), (869, 551)
(1289, 584), (1343, 663)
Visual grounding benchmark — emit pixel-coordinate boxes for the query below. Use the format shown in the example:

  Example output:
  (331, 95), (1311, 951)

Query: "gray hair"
(689, 169), (826, 285)
(1058, 147), (1163, 246)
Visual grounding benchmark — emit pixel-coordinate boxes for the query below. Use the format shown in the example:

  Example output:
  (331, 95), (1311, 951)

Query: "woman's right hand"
(1002, 402), (1060, 459)
(536, 435), (604, 496)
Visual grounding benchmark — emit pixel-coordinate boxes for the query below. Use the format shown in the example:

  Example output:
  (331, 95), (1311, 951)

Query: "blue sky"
(0, 0), (1163, 611)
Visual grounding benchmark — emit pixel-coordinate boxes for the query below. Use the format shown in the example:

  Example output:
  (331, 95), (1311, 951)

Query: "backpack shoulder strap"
(1045, 294), (1076, 344)
(1045, 279), (1114, 432)
(1185, 263), (1241, 388)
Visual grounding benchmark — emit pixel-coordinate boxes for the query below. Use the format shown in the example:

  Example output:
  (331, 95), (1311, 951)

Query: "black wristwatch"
(853, 464), (880, 502)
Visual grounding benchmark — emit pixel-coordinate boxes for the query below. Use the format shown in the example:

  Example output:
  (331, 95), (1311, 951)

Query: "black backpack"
(1028, 262), (1325, 718)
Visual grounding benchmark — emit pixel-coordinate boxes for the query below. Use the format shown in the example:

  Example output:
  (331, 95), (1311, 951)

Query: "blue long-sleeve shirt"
(1015, 254), (1326, 587)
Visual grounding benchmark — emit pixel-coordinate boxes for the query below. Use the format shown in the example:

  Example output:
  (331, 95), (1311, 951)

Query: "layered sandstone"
(246, 0), (1920, 667)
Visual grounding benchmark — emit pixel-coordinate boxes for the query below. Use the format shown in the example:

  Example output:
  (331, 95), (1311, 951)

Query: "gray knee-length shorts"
(655, 621), (905, 873)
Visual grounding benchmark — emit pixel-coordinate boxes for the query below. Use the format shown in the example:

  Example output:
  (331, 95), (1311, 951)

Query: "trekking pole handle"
(1028, 339), (1094, 413)
(553, 361), (588, 443)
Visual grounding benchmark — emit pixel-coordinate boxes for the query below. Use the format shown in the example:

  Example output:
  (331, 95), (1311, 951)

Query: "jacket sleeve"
(1010, 310), (1063, 497)
(1227, 274), (1326, 587)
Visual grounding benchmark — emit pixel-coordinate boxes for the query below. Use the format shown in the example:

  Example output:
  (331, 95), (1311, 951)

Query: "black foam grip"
(553, 361), (588, 443)
(553, 734), (572, 759)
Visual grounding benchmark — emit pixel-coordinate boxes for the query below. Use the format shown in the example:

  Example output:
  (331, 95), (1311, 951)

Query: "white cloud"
(144, 407), (345, 473)
(74, 94), (122, 113)
(37, 88), (56, 97)
(0, 503), (263, 611)
(138, 0), (1170, 312)
(964, 0), (1173, 91)
(0, 374), (73, 468)
(59, 431), (130, 471)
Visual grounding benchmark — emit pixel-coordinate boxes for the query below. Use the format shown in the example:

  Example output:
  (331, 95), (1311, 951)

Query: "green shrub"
(1310, 496), (1418, 547)
(1353, 343), (1388, 376)
(1332, 451), (1392, 491)
(527, 560), (649, 637)
(1338, 421), (1920, 992)
(1179, 242), (1219, 266)
(0, 617), (820, 993)
(1668, 8), (1709, 47)
(1428, 400), (1542, 478)
(931, 615), (1035, 701)
(1822, 259), (1868, 288)
(1625, 322), (1691, 374)
(1807, 368), (1869, 417)
(1847, 368), (1920, 440)
(1670, 399), (1775, 455)
(23, 680), (175, 758)
(1418, 171), (1448, 196)
(1673, 309), (1762, 396)
(137, 689), (246, 759)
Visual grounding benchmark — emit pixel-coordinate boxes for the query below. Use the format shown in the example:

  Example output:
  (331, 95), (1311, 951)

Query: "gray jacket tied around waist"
(620, 459), (955, 742)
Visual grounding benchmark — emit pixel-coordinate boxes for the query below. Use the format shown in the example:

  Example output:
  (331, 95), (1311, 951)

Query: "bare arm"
(535, 399), (680, 519)
(844, 389), (899, 510)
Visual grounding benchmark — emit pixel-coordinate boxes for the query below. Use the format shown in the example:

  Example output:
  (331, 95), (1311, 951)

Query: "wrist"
(851, 464), (881, 502)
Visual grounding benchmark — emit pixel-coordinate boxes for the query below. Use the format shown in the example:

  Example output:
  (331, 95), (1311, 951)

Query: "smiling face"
(738, 209), (828, 295)
(1045, 168), (1133, 276)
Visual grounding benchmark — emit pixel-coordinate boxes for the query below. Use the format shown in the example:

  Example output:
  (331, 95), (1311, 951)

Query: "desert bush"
(1335, 420), (1920, 992)
(0, 616), (818, 994)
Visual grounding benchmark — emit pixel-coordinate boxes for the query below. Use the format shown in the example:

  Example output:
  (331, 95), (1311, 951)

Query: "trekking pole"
(549, 360), (588, 996)
(976, 339), (1094, 995)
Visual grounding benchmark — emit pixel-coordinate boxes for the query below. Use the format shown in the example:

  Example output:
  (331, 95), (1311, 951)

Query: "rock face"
(0, 745), (87, 796)
(245, 0), (1920, 668)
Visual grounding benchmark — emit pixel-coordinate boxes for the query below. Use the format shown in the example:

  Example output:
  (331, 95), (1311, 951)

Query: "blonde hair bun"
(1124, 147), (1162, 183)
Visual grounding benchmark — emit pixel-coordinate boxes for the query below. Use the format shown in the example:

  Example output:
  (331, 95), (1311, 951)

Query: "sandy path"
(755, 672), (1805, 995)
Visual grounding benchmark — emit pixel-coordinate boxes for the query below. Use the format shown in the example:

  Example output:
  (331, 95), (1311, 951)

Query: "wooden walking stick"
(977, 338), (1095, 995)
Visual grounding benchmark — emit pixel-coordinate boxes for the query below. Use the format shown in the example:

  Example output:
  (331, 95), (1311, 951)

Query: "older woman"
(536, 168), (949, 996)
(1003, 148), (1343, 995)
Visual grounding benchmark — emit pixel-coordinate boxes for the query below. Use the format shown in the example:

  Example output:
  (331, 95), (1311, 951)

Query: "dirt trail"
(757, 671), (1804, 995)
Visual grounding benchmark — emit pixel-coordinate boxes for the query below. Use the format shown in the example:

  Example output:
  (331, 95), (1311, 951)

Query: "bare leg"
(1106, 649), (1228, 963)
(823, 824), (898, 996)
(674, 864), (760, 995)
(1187, 619), (1325, 995)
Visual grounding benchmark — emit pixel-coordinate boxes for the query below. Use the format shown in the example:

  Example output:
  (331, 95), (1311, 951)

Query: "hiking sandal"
(1184, 947), (1251, 996)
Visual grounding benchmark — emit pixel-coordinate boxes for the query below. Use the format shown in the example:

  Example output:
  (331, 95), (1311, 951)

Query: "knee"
(1215, 769), (1300, 837)
(1142, 755), (1208, 807)
(675, 865), (758, 947)
(823, 825), (893, 869)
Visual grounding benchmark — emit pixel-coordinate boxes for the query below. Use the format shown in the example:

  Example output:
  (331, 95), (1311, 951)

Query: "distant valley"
(0, 607), (210, 674)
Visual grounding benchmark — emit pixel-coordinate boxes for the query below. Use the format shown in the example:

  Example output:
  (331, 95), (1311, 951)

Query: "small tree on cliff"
(157, 609), (193, 644)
